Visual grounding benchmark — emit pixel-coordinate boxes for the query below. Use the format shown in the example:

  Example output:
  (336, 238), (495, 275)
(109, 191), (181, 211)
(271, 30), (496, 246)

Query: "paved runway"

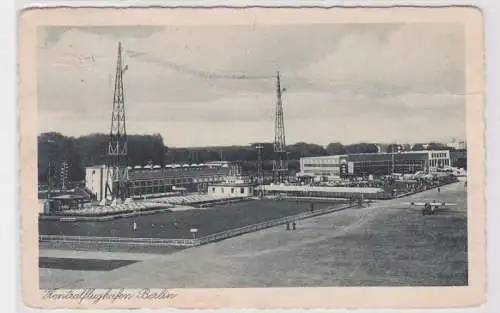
(40, 182), (468, 289)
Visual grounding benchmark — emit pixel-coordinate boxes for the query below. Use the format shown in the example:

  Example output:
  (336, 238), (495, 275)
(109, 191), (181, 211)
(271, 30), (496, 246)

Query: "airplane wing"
(403, 202), (427, 206)
(430, 202), (457, 207)
(405, 201), (457, 206)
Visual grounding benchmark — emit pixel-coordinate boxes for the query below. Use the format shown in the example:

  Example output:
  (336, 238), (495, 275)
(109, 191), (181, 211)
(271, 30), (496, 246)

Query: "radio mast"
(272, 71), (288, 184)
(104, 42), (129, 202)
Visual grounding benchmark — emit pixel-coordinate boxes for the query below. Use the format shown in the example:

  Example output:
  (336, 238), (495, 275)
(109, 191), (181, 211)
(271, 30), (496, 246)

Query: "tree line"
(37, 132), (456, 184)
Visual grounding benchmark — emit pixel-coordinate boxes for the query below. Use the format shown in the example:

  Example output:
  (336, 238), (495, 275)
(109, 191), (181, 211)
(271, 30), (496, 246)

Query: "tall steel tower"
(104, 42), (129, 202)
(60, 160), (69, 190)
(256, 145), (264, 197)
(272, 71), (288, 184)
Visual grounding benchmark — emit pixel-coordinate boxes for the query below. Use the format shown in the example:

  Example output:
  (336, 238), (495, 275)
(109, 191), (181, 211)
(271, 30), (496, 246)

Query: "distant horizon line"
(38, 131), (466, 149)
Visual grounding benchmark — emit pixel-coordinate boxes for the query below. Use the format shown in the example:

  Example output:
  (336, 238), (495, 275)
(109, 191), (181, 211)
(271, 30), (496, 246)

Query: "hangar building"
(85, 161), (242, 201)
(298, 150), (451, 178)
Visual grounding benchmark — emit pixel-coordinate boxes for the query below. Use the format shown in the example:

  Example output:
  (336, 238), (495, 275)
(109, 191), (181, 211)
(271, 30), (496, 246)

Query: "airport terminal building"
(85, 161), (242, 201)
(299, 150), (451, 179)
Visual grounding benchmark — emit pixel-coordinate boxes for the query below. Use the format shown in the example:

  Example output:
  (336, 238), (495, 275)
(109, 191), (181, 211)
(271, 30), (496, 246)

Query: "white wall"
(208, 185), (254, 197)
(299, 155), (347, 177)
(427, 150), (451, 170)
(85, 165), (108, 201)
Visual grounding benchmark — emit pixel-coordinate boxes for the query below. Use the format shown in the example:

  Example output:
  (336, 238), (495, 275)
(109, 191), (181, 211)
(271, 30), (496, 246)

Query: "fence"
(38, 235), (199, 247)
(198, 203), (356, 244)
(196, 180), (459, 244)
(39, 203), (356, 248)
(39, 180), (457, 249)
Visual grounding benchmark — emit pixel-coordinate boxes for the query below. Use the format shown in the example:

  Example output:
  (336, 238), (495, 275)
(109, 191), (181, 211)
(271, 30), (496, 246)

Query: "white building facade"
(299, 155), (350, 177)
(84, 165), (108, 201)
(427, 150), (452, 171)
(85, 162), (245, 201)
(207, 184), (254, 197)
(299, 150), (452, 178)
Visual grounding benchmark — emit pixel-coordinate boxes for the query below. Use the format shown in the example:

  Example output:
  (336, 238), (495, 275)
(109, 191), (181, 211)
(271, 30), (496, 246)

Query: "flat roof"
(301, 155), (347, 159)
(129, 167), (231, 181)
(262, 185), (385, 194)
(209, 183), (253, 187)
(85, 165), (106, 169)
(301, 150), (450, 162)
(51, 194), (87, 200)
(347, 151), (438, 157)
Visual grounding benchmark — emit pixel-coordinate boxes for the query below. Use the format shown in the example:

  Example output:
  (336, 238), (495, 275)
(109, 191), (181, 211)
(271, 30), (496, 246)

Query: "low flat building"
(299, 150), (451, 179)
(208, 183), (254, 198)
(207, 176), (254, 198)
(262, 184), (387, 200)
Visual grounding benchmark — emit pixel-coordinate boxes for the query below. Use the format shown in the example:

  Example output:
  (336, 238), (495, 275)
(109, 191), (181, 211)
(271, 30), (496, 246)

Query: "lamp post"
(286, 151), (291, 183)
(391, 151), (395, 175)
(255, 145), (265, 198)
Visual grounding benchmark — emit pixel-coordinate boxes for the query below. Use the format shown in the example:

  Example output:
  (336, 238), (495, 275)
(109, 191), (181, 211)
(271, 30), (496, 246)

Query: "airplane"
(404, 200), (457, 215)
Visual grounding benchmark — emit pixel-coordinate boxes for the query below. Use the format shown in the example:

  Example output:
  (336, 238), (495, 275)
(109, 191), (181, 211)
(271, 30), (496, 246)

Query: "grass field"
(39, 182), (466, 288)
(39, 199), (346, 239)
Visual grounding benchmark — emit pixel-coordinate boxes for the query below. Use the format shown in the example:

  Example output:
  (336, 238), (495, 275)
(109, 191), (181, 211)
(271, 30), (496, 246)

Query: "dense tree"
(127, 134), (165, 166)
(387, 144), (403, 153)
(326, 142), (347, 155)
(344, 143), (379, 154)
(412, 143), (425, 151)
(37, 132), (454, 185)
(38, 132), (166, 184)
(38, 132), (76, 184)
(402, 144), (412, 151)
(288, 142), (327, 159)
(426, 142), (449, 150)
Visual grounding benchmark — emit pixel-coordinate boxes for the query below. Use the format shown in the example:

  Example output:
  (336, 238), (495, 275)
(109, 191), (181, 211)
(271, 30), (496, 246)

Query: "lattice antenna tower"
(272, 71), (288, 184)
(60, 160), (70, 190)
(256, 145), (264, 197)
(104, 41), (129, 202)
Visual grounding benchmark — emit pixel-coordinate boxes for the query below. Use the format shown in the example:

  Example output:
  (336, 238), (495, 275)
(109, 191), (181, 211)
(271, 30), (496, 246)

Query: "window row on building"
(429, 158), (450, 167)
(207, 184), (254, 197)
(211, 186), (247, 194)
(299, 150), (452, 178)
(85, 163), (242, 201)
(431, 152), (448, 158)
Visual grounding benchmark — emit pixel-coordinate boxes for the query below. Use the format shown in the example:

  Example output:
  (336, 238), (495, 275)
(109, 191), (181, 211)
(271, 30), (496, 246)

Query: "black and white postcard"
(18, 7), (485, 309)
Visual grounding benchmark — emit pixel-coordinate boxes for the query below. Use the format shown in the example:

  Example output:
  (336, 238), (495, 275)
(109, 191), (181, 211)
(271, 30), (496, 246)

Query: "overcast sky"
(37, 24), (465, 147)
